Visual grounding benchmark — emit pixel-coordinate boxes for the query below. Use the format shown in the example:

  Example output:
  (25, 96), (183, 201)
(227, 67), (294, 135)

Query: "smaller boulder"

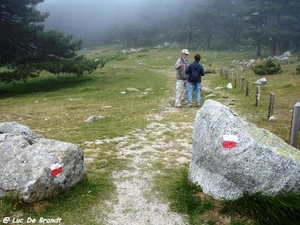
(254, 77), (267, 85)
(0, 122), (86, 202)
(85, 115), (105, 123)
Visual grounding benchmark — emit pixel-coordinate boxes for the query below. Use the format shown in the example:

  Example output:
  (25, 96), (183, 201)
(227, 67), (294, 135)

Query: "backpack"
(190, 65), (200, 82)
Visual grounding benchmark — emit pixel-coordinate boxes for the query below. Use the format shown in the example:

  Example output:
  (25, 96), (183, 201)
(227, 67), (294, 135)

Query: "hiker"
(174, 49), (190, 107)
(185, 53), (205, 107)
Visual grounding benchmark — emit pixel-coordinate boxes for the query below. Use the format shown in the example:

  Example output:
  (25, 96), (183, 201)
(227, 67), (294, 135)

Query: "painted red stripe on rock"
(222, 141), (237, 149)
(51, 166), (63, 177)
(222, 135), (238, 149)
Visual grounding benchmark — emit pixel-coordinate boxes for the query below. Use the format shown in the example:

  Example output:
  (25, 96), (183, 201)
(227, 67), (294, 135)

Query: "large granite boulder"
(189, 100), (300, 200)
(0, 122), (86, 203)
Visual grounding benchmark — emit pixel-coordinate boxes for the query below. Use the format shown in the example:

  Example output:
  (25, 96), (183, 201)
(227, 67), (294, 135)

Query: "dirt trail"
(83, 67), (200, 224)
(91, 70), (239, 225)
(92, 104), (194, 224)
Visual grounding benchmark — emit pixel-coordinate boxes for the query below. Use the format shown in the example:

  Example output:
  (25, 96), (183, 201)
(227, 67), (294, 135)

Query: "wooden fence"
(219, 67), (300, 148)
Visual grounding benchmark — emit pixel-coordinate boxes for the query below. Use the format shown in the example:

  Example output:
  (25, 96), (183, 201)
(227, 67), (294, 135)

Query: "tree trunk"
(233, 28), (240, 48)
(186, 23), (192, 49)
(196, 37), (200, 49)
(294, 41), (299, 53)
(126, 36), (130, 47)
(205, 33), (212, 49)
(270, 37), (277, 56)
(132, 34), (138, 48)
(186, 34), (191, 49)
(255, 44), (261, 56)
(280, 41), (289, 54)
(147, 34), (151, 45)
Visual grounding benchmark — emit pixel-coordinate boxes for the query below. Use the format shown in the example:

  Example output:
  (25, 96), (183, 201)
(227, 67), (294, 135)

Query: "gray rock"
(254, 77), (267, 85)
(189, 100), (300, 200)
(164, 42), (170, 47)
(201, 86), (213, 93)
(127, 87), (139, 92)
(85, 115), (105, 123)
(0, 121), (42, 139)
(205, 94), (217, 98)
(0, 122), (86, 202)
(214, 87), (223, 90)
(121, 49), (129, 54)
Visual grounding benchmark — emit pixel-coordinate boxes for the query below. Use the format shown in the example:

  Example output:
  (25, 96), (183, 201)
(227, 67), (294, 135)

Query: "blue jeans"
(188, 82), (201, 104)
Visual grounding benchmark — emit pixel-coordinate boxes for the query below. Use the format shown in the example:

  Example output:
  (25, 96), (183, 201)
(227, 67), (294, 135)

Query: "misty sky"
(37, 0), (156, 45)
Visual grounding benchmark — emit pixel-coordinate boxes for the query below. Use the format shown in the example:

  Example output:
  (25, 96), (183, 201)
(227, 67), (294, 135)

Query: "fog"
(37, 0), (166, 46)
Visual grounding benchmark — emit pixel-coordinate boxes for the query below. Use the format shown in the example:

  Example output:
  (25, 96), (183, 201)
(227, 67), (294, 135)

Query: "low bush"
(205, 68), (216, 74)
(251, 58), (281, 75)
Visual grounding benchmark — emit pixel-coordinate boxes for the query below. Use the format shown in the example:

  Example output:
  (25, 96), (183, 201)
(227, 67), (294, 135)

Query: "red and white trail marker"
(222, 135), (238, 149)
(50, 163), (63, 177)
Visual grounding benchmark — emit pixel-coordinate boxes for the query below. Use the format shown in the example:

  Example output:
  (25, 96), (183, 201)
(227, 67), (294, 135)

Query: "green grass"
(1, 46), (300, 224)
(0, 66), (167, 143)
(152, 166), (213, 225)
(0, 49), (171, 223)
(221, 192), (300, 225)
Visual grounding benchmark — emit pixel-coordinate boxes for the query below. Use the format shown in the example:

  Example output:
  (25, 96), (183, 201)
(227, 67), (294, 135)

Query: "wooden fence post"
(234, 74), (237, 88)
(255, 86), (261, 106)
(268, 93), (275, 119)
(246, 81), (250, 96)
(225, 69), (229, 80)
(290, 102), (300, 148)
(240, 77), (245, 90)
(230, 70), (234, 83)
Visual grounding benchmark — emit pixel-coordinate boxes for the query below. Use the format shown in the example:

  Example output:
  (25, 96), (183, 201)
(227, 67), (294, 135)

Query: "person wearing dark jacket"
(185, 54), (205, 107)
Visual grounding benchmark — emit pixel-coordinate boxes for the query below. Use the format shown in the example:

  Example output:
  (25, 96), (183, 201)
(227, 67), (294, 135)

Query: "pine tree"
(242, 0), (300, 56)
(0, 0), (101, 83)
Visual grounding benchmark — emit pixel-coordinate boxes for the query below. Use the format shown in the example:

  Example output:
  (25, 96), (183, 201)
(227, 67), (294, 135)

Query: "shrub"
(296, 65), (300, 74)
(251, 58), (281, 75)
(205, 68), (216, 74)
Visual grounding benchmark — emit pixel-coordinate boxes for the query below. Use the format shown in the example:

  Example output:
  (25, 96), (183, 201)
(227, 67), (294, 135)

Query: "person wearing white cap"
(174, 49), (190, 107)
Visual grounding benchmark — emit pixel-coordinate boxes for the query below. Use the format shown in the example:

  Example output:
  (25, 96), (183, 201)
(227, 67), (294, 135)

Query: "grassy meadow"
(0, 45), (300, 224)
